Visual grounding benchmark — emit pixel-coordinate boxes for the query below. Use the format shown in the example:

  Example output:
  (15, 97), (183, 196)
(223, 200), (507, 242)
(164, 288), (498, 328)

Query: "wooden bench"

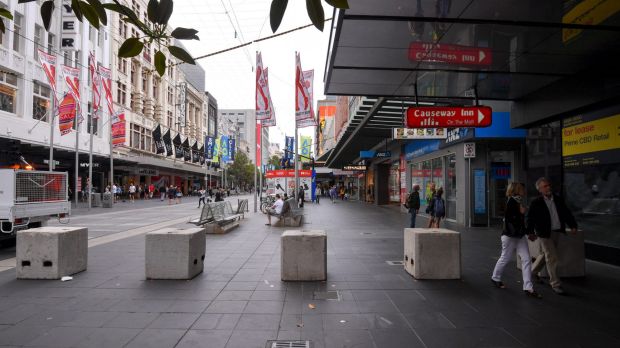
(274, 198), (303, 227)
(205, 201), (242, 234)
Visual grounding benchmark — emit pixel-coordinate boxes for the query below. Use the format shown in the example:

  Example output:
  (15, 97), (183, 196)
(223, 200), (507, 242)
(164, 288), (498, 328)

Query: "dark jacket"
(407, 191), (420, 210)
(526, 194), (577, 238)
(503, 196), (526, 238)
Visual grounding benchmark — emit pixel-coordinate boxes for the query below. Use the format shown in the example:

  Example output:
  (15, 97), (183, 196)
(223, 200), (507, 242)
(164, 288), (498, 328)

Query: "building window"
(34, 25), (43, 59)
(117, 58), (127, 75)
(87, 102), (98, 135)
(116, 82), (126, 105)
(130, 123), (152, 152)
(0, 72), (18, 113)
(33, 82), (51, 122)
(167, 86), (173, 104)
(47, 33), (55, 54)
(153, 77), (159, 100)
(98, 27), (105, 48)
(167, 110), (173, 128)
(13, 13), (22, 53)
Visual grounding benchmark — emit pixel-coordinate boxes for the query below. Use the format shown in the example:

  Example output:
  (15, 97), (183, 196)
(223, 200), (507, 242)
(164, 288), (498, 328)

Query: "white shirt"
(129, 185), (136, 193)
(272, 199), (284, 214)
(543, 195), (562, 231)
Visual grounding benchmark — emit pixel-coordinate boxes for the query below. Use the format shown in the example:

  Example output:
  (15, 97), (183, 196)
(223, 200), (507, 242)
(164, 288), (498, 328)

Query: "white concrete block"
(517, 230), (585, 277)
(281, 230), (326, 281)
(16, 227), (88, 279)
(145, 227), (205, 280)
(404, 228), (461, 279)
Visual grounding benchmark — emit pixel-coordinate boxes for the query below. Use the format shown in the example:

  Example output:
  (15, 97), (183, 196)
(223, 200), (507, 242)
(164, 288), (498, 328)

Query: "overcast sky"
(169, 0), (332, 147)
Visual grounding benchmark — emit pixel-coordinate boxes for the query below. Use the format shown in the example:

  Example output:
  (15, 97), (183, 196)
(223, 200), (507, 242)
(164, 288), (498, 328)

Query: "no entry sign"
(409, 42), (492, 66)
(406, 106), (493, 128)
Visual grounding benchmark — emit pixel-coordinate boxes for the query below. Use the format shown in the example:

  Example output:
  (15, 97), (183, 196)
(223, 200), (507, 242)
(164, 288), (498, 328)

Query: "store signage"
(408, 42), (492, 66)
(464, 142), (476, 158)
(393, 128), (447, 139)
(265, 170), (312, 178)
(474, 169), (486, 214)
(138, 168), (158, 176)
(375, 151), (391, 158)
(562, 113), (620, 168)
(360, 150), (375, 159)
(343, 165), (366, 171)
(406, 106), (492, 128)
(79, 162), (100, 168)
(61, 3), (80, 51)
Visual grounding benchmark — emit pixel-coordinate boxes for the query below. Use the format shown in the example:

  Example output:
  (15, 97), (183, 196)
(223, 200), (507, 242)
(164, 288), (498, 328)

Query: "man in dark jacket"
(407, 184), (421, 228)
(526, 177), (577, 295)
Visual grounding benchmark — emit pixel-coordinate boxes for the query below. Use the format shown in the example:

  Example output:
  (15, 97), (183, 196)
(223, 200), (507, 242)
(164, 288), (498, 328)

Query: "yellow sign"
(562, 0), (620, 43)
(562, 113), (620, 156)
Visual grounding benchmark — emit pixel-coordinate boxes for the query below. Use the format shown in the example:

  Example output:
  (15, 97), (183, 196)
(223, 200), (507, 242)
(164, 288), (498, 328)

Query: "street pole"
(253, 118), (257, 213)
(468, 157), (472, 228)
(294, 126), (298, 199)
(74, 104), (80, 207)
(88, 110), (93, 210)
(259, 127), (263, 200)
(48, 0), (62, 172)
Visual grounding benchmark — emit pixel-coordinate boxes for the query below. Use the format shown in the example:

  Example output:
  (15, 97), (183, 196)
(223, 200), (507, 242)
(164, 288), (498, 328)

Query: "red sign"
(265, 170), (312, 178)
(409, 42), (492, 66)
(406, 106), (492, 128)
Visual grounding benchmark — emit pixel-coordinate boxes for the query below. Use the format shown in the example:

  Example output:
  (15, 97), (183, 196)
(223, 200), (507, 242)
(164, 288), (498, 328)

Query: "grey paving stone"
(0, 325), (51, 346)
(165, 300), (211, 313)
(175, 329), (233, 348)
(102, 312), (159, 329)
(223, 281), (258, 291)
(147, 313), (200, 329)
(236, 314), (281, 331)
(26, 326), (96, 347)
(250, 290), (286, 301)
(214, 290), (253, 301)
(73, 327), (140, 348)
(370, 329), (426, 348)
(416, 327), (523, 348)
(191, 314), (241, 330)
(323, 329), (375, 348)
(205, 300), (248, 314)
(243, 300), (284, 314)
(124, 328), (186, 348)
(225, 330), (277, 348)
(322, 314), (370, 330)
(402, 311), (456, 329)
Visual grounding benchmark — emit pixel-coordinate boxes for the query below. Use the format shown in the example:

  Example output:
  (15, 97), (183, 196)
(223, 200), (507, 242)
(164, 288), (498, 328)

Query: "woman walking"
(491, 182), (542, 298)
(430, 188), (445, 228)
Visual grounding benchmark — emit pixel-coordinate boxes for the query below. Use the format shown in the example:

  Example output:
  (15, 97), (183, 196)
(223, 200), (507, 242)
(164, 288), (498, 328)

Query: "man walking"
(526, 177), (578, 295)
(407, 184), (421, 228)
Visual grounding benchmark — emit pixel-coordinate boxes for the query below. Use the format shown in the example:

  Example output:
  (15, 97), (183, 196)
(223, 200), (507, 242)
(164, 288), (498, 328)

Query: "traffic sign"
(464, 142), (476, 158)
(406, 106), (492, 128)
(408, 42), (492, 66)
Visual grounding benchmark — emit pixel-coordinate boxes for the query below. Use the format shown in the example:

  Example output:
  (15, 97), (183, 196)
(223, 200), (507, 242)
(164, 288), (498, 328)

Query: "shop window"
(389, 162), (400, 202)
(0, 72), (18, 114)
(446, 154), (457, 220)
(87, 103), (98, 135)
(32, 82), (51, 122)
(130, 123), (153, 152)
(167, 110), (173, 128)
(116, 82), (126, 105)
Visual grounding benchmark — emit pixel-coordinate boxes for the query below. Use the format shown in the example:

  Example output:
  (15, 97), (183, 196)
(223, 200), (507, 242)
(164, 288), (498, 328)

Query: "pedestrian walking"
(491, 182), (542, 298)
(148, 184), (155, 199)
(315, 185), (320, 204)
(175, 186), (182, 204)
(112, 183), (117, 203)
(526, 177), (578, 295)
(425, 182), (436, 227)
(215, 189), (223, 202)
(430, 187), (445, 228)
(129, 183), (136, 203)
(159, 186), (166, 201)
(406, 184), (421, 228)
(298, 186), (305, 208)
(167, 185), (175, 205)
(198, 188), (206, 208)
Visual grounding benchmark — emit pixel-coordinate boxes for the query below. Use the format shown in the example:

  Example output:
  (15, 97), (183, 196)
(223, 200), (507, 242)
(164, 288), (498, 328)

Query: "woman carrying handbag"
(491, 182), (542, 298)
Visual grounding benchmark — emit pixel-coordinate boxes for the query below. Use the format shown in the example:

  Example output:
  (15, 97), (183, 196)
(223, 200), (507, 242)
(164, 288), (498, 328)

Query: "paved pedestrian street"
(0, 196), (619, 348)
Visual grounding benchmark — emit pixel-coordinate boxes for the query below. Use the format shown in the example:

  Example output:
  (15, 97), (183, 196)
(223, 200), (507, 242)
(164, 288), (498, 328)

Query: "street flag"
(205, 136), (215, 159)
(61, 65), (80, 103)
(88, 52), (101, 119)
(255, 52), (271, 120)
(37, 49), (58, 101)
(111, 113), (126, 147)
(256, 121), (262, 167)
(300, 135), (312, 162)
(285, 136), (294, 160)
(295, 52), (311, 121)
(220, 135), (230, 163)
(229, 138), (236, 161)
(183, 138), (191, 161)
(297, 69), (317, 128)
(98, 65), (114, 116)
(152, 125), (165, 154)
(198, 145), (205, 165)
(58, 93), (76, 135)
(163, 129), (173, 156)
(191, 141), (200, 163)
(261, 68), (276, 127)
(173, 133), (184, 158)
(213, 136), (220, 163)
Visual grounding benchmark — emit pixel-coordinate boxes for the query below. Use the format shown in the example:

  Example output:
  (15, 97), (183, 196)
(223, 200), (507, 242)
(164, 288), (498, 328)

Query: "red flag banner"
(88, 52), (101, 119)
(98, 65), (114, 116)
(61, 65), (80, 103)
(37, 49), (57, 99)
(295, 53), (311, 121)
(256, 121), (262, 167)
(58, 93), (76, 135)
(111, 113), (126, 148)
(261, 68), (276, 127)
(255, 52), (271, 121)
(297, 69), (317, 128)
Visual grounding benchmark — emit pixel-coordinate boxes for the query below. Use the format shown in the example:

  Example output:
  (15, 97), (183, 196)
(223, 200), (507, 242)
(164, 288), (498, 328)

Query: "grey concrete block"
(404, 228), (461, 279)
(205, 221), (239, 234)
(281, 230), (326, 281)
(145, 227), (205, 280)
(16, 227), (88, 279)
(517, 230), (585, 277)
(273, 216), (303, 227)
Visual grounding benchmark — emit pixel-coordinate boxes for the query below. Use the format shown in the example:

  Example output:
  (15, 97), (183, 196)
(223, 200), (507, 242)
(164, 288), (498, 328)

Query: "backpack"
(433, 198), (445, 217)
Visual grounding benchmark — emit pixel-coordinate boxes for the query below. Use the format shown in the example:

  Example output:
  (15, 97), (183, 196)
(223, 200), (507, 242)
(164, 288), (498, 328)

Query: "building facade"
(218, 109), (269, 166)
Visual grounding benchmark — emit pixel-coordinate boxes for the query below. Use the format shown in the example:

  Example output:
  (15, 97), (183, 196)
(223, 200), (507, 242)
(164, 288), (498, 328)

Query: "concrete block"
(517, 230), (585, 277)
(145, 227), (205, 280)
(16, 227), (88, 279)
(404, 228), (461, 279)
(204, 221), (239, 234)
(281, 230), (326, 281)
(273, 216), (303, 227)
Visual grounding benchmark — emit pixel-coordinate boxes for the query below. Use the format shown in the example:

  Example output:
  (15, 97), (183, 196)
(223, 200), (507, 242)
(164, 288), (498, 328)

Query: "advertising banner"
(213, 136), (220, 163)
(562, 113), (620, 168)
(261, 68), (276, 127)
(173, 134), (184, 158)
(178, 82), (187, 127)
(88, 51), (101, 119)
(198, 145), (205, 165)
(297, 69), (317, 128)
(61, 65), (80, 103)
(152, 125), (165, 154)
(191, 141), (200, 163)
(220, 135), (230, 163)
(393, 128), (447, 139)
(285, 136), (294, 160)
(205, 135), (215, 159)
(255, 52), (271, 120)
(256, 122), (262, 167)
(295, 53), (311, 121)
(163, 129), (173, 156)
(37, 49), (58, 98)
(229, 138), (236, 161)
(183, 138), (191, 161)
(111, 113), (126, 147)
(58, 93), (76, 135)
(300, 135), (311, 162)
(98, 65), (114, 115)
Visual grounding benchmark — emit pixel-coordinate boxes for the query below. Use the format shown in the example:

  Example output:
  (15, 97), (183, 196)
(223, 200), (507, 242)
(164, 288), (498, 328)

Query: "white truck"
(0, 169), (70, 240)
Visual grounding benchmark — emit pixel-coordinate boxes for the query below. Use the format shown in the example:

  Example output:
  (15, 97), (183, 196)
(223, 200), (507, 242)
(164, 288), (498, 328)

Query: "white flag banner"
(297, 69), (317, 128)
(255, 52), (271, 121)
(295, 52), (311, 121)
(262, 68), (276, 127)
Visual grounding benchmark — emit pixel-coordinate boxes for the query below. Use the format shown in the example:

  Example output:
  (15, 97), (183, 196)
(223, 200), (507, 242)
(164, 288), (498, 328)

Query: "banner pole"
(253, 118), (257, 213)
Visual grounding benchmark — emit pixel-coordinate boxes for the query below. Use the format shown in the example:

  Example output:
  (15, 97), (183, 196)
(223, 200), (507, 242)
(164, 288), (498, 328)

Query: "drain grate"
(267, 340), (311, 348)
(313, 290), (340, 300)
(386, 260), (404, 266)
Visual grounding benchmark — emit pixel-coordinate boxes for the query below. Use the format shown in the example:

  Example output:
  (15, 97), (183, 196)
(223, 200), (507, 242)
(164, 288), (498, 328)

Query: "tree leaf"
(325, 0), (349, 9)
(306, 0), (324, 31)
(40, 1), (55, 31)
(270, 0), (288, 33)
(156, 0), (174, 25)
(118, 38), (144, 58)
(0, 19), (4, 34)
(86, 0), (107, 26)
(147, 0), (158, 23)
(102, 3), (139, 23)
(154, 50), (166, 76)
(168, 45), (195, 65)
(0, 8), (13, 20)
(171, 27), (199, 40)
(79, 1), (100, 29)
(17, 0), (38, 3)
(71, 0), (83, 22)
